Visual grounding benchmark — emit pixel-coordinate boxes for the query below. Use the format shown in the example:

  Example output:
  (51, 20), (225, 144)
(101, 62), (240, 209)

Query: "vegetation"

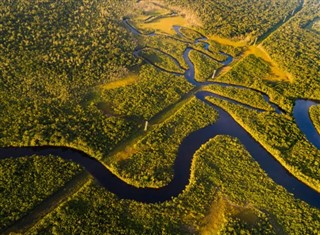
(1, 0), (320, 233)
(213, 54), (294, 113)
(0, 0), (144, 159)
(206, 96), (320, 191)
(263, 0), (320, 99)
(189, 50), (222, 82)
(165, 0), (300, 39)
(137, 48), (185, 74)
(207, 39), (244, 57)
(310, 105), (320, 134)
(127, 1), (189, 35)
(203, 85), (274, 111)
(99, 65), (193, 120)
(142, 34), (189, 68)
(109, 97), (218, 187)
(27, 136), (320, 234)
(0, 156), (83, 231)
(179, 27), (203, 40)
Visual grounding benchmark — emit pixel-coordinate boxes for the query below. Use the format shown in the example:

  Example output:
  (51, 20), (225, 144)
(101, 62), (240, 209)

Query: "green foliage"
(142, 34), (189, 68)
(179, 27), (203, 40)
(215, 54), (272, 85)
(310, 105), (320, 134)
(263, 0), (320, 98)
(27, 136), (320, 234)
(165, 0), (300, 39)
(207, 39), (244, 57)
(194, 136), (320, 234)
(203, 84), (274, 111)
(206, 96), (320, 191)
(138, 48), (185, 73)
(189, 50), (222, 82)
(1, 0), (320, 234)
(100, 65), (193, 120)
(110, 97), (218, 187)
(0, 156), (82, 231)
(0, 0), (138, 104)
(214, 54), (293, 112)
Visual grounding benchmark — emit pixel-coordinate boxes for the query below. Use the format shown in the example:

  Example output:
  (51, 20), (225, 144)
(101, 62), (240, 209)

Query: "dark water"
(1, 22), (320, 208)
(293, 100), (320, 149)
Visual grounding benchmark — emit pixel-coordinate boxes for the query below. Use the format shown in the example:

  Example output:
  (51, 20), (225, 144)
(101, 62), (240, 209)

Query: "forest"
(1, 0), (319, 234)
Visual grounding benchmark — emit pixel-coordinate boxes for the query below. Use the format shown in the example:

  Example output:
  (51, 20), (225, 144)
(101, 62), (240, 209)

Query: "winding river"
(1, 21), (320, 208)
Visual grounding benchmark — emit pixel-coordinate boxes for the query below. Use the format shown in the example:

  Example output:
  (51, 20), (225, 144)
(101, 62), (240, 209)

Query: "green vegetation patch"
(0, 156), (83, 231)
(310, 105), (320, 134)
(214, 54), (293, 112)
(206, 96), (320, 191)
(263, 1), (320, 99)
(179, 27), (203, 40)
(165, 0), (300, 39)
(109, 97), (218, 187)
(215, 54), (271, 85)
(138, 48), (185, 74)
(207, 39), (244, 57)
(189, 50), (222, 82)
(100, 65), (193, 120)
(203, 85), (274, 111)
(143, 35), (188, 68)
(194, 136), (320, 234)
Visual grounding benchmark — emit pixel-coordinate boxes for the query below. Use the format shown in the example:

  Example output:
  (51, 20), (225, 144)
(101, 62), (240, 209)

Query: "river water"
(1, 21), (319, 208)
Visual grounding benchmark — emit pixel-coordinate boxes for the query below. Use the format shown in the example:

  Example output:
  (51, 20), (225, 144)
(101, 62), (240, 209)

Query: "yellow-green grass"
(245, 45), (293, 82)
(135, 15), (188, 35)
(209, 35), (248, 47)
(99, 73), (138, 90)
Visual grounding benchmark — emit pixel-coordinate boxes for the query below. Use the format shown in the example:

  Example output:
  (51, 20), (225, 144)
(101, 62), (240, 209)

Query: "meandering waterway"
(1, 21), (320, 208)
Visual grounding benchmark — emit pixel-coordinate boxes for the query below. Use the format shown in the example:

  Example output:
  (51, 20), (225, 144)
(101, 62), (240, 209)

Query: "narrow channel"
(1, 21), (319, 209)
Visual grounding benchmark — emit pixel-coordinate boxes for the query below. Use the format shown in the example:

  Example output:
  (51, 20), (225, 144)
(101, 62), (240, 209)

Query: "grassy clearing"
(136, 15), (188, 35)
(209, 35), (248, 47)
(245, 45), (293, 82)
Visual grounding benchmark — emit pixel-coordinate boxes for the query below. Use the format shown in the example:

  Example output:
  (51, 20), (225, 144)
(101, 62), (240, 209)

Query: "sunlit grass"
(136, 15), (188, 35)
(209, 35), (248, 47)
(245, 45), (293, 82)
(99, 73), (138, 90)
